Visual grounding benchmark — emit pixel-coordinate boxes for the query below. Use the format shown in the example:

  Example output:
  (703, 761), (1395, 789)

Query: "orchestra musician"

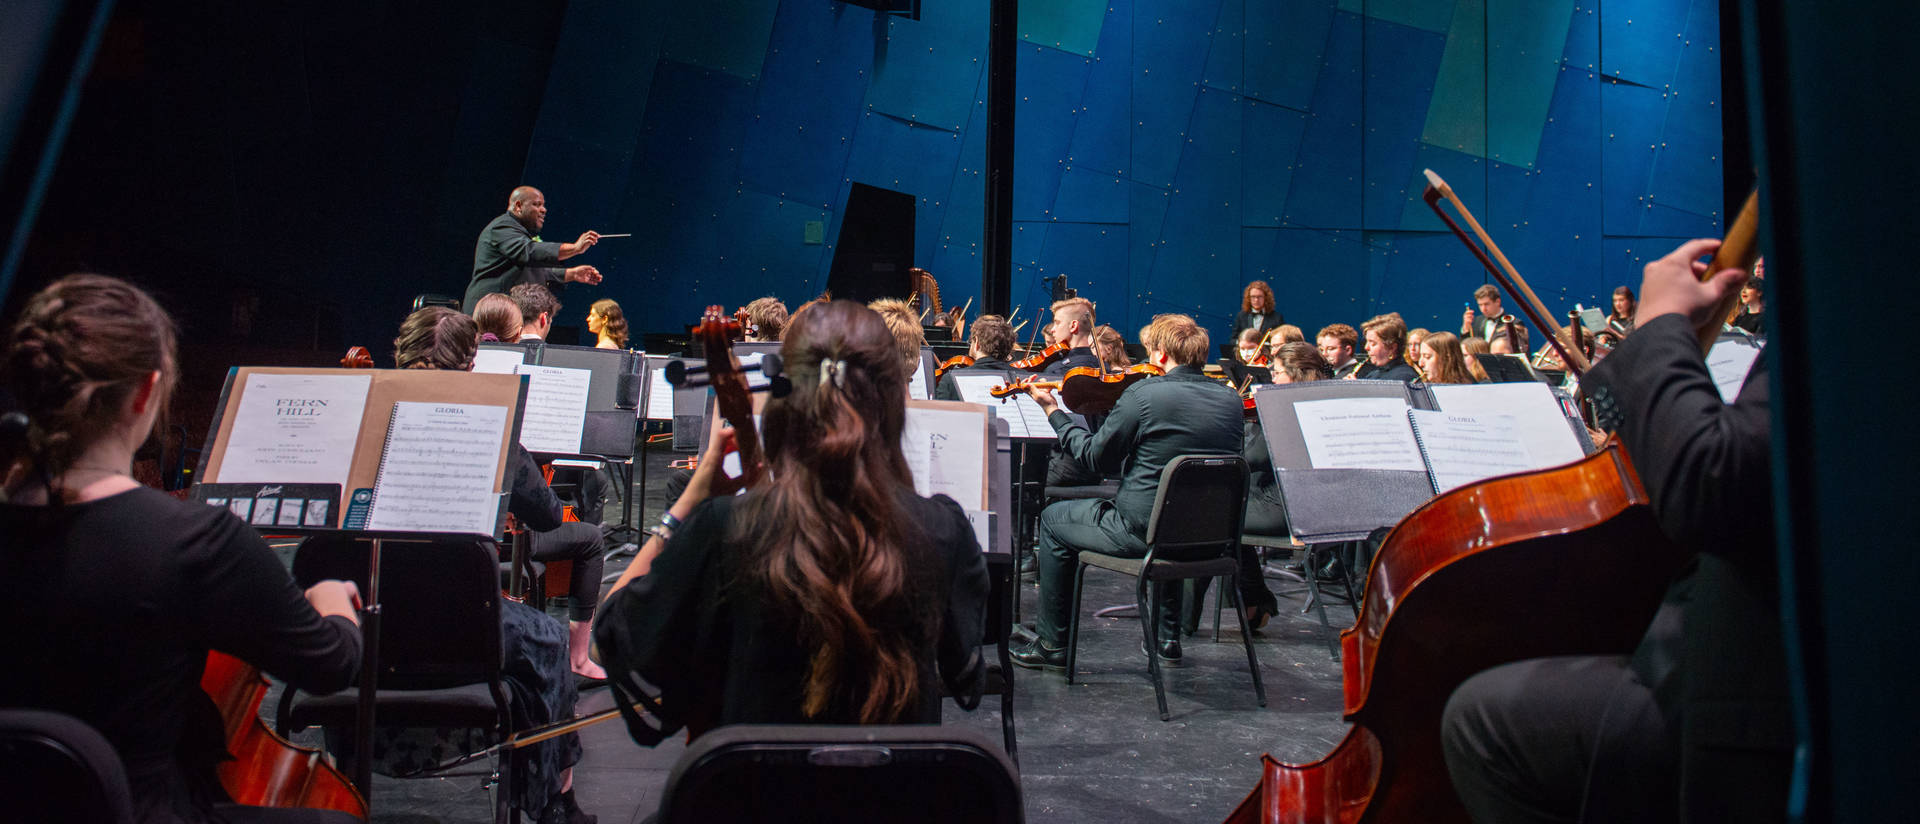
(510, 283), (563, 342)
(1, 274), (365, 824)
(1094, 324), (1132, 371)
(867, 298), (928, 378)
(1009, 314), (1244, 672)
(1730, 277), (1765, 336)
(1406, 327), (1431, 367)
(934, 314), (1017, 401)
(1488, 321), (1529, 356)
(464, 186), (604, 313)
(596, 300), (988, 742)
(1462, 336), (1494, 383)
(586, 298), (628, 350)
(1235, 327), (1264, 365)
(391, 307), (595, 824)
(1353, 314), (1420, 383)
(473, 292), (524, 343)
(1603, 285), (1638, 343)
(742, 296), (789, 342)
(1441, 238), (1785, 823)
(1417, 331), (1478, 384)
(1231, 280), (1284, 343)
(1039, 297), (1103, 376)
(1316, 323), (1364, 379)
(1461, 283), (1507, 341)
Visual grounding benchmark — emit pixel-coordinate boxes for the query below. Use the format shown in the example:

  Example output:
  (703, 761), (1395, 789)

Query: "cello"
(1224, 173), (1760, 823)
(201, 654), (368, 818)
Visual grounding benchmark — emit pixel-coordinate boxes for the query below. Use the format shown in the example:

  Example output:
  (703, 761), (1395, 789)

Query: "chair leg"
(999, 636), (1018, 767)
(1142, 578), (1170, 722)
(1212, 574), (1225, 642)
(1066, 562), (1088, 684)
(1228, 572), (1267, 708)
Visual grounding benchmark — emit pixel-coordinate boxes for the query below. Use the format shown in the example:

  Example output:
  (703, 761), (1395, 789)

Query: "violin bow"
(1422, 169), (1589, 376)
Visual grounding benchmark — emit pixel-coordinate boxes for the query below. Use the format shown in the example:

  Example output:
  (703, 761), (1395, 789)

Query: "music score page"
(365, 401), (508, 534)
(514, 363), (591, 453)
(1407, 410), (1535, 493)
(218, 373), (372, 485)
(1293, 397), (1427, 472)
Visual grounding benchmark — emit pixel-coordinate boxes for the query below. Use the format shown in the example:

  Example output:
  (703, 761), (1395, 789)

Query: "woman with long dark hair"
(1, 274), (363, 824)
(598, 300), (988, 734)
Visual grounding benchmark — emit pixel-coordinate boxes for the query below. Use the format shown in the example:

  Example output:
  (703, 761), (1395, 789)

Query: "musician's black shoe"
(1018, 552), (1038, 576)
(537, 788), (596, 824)
(1144, 637), (1183, 666)
(1009, 638), (1066, 671)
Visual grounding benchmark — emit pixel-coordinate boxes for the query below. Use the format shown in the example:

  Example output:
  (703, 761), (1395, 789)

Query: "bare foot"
(572, 658), (606, 680)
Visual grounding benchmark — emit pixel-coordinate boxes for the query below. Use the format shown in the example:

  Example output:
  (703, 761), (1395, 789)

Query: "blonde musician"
(1093, 324), (1132, 371)
(1353, 314), (1420, 383)
(743, 296), (789, 342)
(1462, 336), (1494, 383)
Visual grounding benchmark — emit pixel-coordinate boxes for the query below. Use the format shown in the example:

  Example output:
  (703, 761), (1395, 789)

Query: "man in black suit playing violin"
(1010, 313), (1243, 671)
(1441, 239), (1788, 823)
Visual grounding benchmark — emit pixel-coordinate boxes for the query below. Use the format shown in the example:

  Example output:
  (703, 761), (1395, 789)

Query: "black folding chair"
(657, 724), (1024, 824)
(276, 534), (519, 823)
(0, 709), (135, 824)
(1066, 455), (1266, 720)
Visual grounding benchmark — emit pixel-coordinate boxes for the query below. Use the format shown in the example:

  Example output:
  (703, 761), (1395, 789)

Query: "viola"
(934, 354), (975, 379)
(201, 651), (368, 818)
(340, 346), (374, 369)
(731, 307), (754, 342)
(989, 363), (1162, 416)
(671, 305), (780, 493)
(1009, 341), (1069, 372)
(1223, 442), (1686, 824)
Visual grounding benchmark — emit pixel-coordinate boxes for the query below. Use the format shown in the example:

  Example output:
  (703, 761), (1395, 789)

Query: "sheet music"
(472, 348), (525, 375)
(909, 354), (933, 400)
(218, 373), (372, 484)
(514, 363), (591, 453)
(1293, 397), (1427, 471)
(645, 356), (675, 421)
(366, 402), (508, 534)
(1427, 382), (1585, 466)
(1408, 410), (1536, 493)
(902, 403), (990, 510)
(736, 352), (773, 390)
(951, 374), (1053, 439)
(1706, 338), (1763, 402)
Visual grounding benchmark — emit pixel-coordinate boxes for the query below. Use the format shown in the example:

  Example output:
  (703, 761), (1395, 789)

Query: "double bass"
(1225, 173), (1760, 823)
(201, 652), (369, 817)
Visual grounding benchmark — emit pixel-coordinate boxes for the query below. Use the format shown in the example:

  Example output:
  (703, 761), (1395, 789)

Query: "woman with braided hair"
(1, 274), (363, 824)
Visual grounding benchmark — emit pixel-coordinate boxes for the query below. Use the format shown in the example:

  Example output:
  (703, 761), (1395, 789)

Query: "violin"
(731, 307), (754, 342)
(934, 354), (975, 379)
(1009, 341), (1069, 372)
(201, 651), (368, 817)
(668, 305), (786, 493)
(989, 363), (1163, 416)
(340, 346), (374, 369)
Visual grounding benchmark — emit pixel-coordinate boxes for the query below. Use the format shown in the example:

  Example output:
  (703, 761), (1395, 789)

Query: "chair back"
(1142, 455), (1248, 560)
(291, 534), (505, 691)
(659, 724), (1024, 824)
(0, 709), (135, 824)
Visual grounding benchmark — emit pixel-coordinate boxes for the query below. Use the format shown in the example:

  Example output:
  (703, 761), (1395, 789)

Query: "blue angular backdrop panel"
(525, 0), (1721, 347)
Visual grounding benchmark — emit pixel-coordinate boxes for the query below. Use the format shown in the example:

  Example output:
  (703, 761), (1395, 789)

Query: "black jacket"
(1232, 309), (1283, 343)
(465, 212), (566, 312)
(1355, 356), (1419, 383)
(1046, 364), (1243, 534)
(1582, 312), (1787, 821)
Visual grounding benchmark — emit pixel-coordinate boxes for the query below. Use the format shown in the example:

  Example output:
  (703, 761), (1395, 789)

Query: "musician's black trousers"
(529, 521), (605, 620)
(1032, 498), (1180, 649)
(1441, 654), (1677, 824)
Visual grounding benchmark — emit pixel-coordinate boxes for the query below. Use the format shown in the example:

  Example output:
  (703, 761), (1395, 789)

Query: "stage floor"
(274, 443), (1355, 823)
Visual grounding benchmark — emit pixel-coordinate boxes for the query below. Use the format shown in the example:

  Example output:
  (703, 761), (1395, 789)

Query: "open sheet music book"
(1255, 379), (1590, 543)
(362, 402), (512, 534)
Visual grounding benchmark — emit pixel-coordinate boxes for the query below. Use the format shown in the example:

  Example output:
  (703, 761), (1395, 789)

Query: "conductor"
(464, 185), (604, 312)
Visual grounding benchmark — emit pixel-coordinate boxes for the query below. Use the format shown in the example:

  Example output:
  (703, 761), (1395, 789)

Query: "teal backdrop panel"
(520, 0), (1722, 346)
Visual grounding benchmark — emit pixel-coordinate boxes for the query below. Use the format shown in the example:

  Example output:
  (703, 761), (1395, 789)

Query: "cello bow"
(1422, 169), (1588, 377)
